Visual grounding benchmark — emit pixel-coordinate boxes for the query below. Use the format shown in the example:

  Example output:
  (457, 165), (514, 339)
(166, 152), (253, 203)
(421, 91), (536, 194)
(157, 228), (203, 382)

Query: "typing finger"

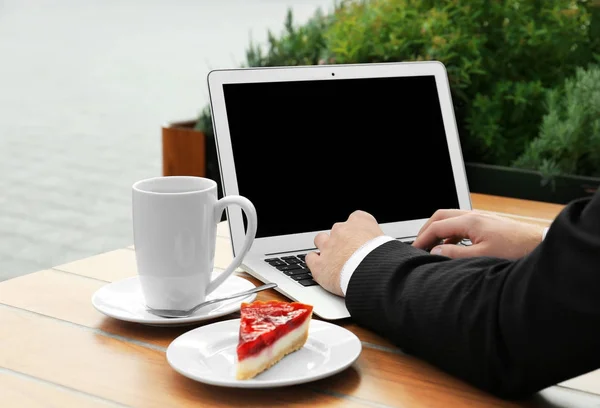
(305, 251), (320, 273)
(417, 209), (469, 237)
(443, 236), (463, 245)
(413, 215), (473, 250)
(314, 232), (329, 250)
(430, 243), (483, 259)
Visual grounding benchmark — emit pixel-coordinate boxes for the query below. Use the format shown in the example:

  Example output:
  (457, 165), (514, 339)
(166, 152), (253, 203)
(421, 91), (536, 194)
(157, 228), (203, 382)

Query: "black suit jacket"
(345, 189), (600, 399)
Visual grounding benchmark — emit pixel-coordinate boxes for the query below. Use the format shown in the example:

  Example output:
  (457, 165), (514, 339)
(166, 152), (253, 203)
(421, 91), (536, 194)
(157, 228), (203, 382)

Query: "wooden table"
(1, 193), (599, 407)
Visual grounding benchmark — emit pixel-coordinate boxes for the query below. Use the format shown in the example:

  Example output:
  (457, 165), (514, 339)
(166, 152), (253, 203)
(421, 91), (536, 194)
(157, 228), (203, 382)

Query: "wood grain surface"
(0, 369), (122, 408)
(470, 193), (563, 223)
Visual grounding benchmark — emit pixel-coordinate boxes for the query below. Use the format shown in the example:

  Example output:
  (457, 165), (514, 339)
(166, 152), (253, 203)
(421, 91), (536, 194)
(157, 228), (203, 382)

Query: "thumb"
(430, 244), (477, 259)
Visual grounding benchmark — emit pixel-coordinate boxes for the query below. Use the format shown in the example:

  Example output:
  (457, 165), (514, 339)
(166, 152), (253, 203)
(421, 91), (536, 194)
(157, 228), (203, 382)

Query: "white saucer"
(91, 274), (257, 327)
(166, 318), (362, 388)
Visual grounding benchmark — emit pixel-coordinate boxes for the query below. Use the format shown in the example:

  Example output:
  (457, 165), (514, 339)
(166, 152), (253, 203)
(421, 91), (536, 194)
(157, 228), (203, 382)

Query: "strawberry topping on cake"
(236, 300), (313, 380)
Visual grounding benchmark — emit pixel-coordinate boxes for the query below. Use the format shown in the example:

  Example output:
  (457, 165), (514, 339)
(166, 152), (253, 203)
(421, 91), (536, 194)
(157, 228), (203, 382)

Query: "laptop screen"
(222, 75), (460, 238)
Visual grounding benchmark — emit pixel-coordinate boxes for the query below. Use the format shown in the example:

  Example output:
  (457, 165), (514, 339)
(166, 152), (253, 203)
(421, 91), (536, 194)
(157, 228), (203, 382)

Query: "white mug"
(132, 176), (257, 311)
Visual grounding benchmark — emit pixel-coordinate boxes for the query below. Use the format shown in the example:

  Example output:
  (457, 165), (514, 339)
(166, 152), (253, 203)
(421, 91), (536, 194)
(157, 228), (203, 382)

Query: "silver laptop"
(207, 61), (472, 320)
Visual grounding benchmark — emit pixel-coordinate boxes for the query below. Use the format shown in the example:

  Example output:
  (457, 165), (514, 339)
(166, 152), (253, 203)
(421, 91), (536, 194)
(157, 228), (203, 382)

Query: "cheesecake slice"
(236, 300), (313, 380)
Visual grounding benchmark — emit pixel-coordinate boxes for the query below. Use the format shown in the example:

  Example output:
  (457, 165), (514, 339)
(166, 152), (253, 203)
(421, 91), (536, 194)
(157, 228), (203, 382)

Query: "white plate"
(91, 274), (256, 327)
(166, 318), (362, 388)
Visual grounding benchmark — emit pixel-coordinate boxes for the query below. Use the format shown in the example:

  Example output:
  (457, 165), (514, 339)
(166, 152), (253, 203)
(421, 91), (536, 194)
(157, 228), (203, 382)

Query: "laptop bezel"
(207, 61), (472, 257)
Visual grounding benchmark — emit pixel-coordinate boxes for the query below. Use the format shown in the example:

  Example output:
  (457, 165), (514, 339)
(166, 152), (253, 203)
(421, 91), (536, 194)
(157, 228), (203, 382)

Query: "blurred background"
(0, 0), (332, 281)
(1, 0), (599, 282)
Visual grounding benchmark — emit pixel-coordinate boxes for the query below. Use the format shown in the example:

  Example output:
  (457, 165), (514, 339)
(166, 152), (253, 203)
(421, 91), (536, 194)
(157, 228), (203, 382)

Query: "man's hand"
(305, 210), (384, 296)
(413, 209), (546, 259)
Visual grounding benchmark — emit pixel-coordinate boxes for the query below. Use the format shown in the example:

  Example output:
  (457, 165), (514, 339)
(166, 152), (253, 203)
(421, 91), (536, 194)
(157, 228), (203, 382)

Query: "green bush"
(197, 0), (600, 176)
(514, 65), (600, 180)
(324, 0), (485, 94)
(244, 8), (332, 67)
(464, 1), (599, 166)
(324, 0), (599, 166)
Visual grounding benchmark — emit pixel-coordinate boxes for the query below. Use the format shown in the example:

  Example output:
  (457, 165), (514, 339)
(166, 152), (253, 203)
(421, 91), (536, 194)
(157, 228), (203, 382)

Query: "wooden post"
(161, 120), (206, 177)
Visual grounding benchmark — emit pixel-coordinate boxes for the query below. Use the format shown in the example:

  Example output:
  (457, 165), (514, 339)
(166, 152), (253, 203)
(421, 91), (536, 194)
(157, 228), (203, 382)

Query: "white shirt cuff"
(339, 235), (395, 296)
(542, 227), (549, 240)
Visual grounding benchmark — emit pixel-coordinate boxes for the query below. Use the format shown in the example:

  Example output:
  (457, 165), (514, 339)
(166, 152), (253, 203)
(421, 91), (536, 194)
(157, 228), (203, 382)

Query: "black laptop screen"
(222, 75), (460, 238)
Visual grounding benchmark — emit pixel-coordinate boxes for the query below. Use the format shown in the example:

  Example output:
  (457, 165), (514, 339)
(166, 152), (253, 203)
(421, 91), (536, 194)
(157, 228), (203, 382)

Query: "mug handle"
(205, 195), (257, 295)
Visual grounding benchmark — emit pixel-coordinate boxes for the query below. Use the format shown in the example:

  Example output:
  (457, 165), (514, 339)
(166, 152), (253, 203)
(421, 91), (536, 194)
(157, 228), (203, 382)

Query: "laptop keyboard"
(264, 240), (419, 287)
(264, 254), (318, 287)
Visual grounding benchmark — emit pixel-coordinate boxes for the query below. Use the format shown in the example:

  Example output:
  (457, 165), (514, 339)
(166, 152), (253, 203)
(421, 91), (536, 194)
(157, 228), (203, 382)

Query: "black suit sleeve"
(345, 191), (600, 399)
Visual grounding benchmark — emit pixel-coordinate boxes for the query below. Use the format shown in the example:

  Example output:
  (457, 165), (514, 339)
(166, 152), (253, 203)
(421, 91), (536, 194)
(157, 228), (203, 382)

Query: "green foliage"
(514, 65), (600, 180)
(324, 0), (486, 94)
(465, 80), (547, 164)
(325, 0), (599, 166)
(194, 105), (212, 134)
(464, 0), (598, 165)
(196, 0), (600, 177)
(244, 8), (332, 67)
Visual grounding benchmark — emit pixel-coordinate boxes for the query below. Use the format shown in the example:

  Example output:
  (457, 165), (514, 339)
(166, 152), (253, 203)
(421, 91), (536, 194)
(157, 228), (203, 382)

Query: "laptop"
(207, 61), (472, 320)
